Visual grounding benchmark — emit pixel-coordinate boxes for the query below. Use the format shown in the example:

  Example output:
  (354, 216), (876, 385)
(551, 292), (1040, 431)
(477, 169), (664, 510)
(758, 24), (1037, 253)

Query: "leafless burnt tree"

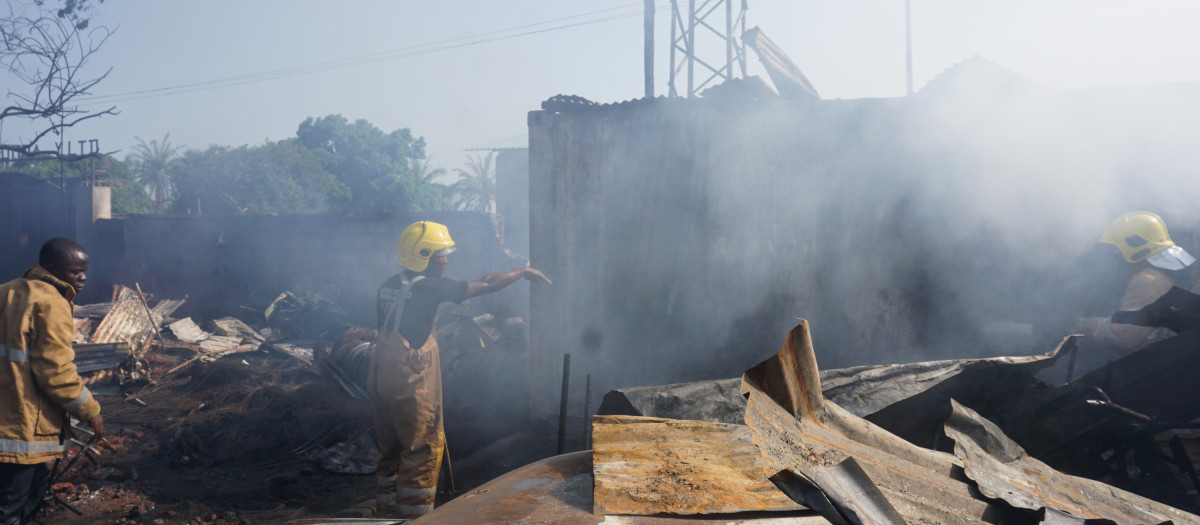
(1, 1), (116, 161)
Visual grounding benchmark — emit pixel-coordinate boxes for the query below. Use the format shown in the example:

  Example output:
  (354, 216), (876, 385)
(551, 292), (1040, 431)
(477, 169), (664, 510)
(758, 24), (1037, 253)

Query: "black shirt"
(377, 273), (469, 348)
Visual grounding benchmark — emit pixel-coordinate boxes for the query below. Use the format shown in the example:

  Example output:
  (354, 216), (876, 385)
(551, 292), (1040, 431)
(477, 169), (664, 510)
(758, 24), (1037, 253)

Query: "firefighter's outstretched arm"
(466, 267), (551, 299)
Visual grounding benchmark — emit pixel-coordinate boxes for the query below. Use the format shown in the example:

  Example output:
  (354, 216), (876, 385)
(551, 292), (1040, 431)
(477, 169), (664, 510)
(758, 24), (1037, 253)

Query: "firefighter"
(1076, 211), (1197, 359)
(0, 238), (104, 524)
(369, 221), (550, 519)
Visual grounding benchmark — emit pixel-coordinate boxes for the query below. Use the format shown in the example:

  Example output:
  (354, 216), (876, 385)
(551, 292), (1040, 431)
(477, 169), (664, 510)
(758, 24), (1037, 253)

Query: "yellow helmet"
(1099, 211), (1176, 263)
(397, 221), (456, 272)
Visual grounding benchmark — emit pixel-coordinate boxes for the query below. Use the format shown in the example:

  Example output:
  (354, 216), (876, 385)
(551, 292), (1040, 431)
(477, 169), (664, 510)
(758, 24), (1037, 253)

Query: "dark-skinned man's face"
(423, 255), (448, 278)
(46, 250), (89, 293)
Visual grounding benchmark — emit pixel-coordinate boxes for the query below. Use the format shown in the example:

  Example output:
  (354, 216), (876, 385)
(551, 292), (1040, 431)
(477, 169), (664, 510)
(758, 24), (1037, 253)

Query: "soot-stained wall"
(527, 81), (1200, 416)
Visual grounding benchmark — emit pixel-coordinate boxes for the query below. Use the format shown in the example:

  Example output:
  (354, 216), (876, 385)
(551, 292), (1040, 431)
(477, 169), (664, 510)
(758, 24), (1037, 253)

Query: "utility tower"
(667, 0), (749, 98)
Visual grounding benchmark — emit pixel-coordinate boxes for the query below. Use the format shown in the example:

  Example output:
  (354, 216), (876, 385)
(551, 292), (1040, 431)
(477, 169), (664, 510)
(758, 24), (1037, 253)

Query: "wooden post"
(582, 374), (593, 450)
(556, 353), (571, 454)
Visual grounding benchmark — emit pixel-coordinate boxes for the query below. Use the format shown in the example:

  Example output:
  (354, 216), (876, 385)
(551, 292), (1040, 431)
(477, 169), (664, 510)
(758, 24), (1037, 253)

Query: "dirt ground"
(38, 346), (555, 525)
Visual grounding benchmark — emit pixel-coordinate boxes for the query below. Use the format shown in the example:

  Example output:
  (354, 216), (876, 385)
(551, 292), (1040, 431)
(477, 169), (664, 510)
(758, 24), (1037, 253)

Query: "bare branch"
(1, 4), (115, 161)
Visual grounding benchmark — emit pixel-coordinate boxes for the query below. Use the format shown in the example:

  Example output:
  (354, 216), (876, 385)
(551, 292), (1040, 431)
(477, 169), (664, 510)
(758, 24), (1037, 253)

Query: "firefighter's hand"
(524, 267), (552, 285)
(88, 414), (106, 442)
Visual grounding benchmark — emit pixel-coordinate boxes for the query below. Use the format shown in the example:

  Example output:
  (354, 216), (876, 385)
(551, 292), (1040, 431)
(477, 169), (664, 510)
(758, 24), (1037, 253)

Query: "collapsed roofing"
(418, 320), (1200, 524)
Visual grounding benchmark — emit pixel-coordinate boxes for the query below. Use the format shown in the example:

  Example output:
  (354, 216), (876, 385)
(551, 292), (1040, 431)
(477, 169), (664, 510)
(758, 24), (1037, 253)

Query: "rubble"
(945, 399), (1191, 523)
(740, 321), (1198, 525)
(51, 275), (1200, 525)
(72, 342), (132, 374)
(598, 338), (1068, 448)
(87, 286), (162, 352)
(417, 320), (1200, 524)
(167, 318), (209, 344)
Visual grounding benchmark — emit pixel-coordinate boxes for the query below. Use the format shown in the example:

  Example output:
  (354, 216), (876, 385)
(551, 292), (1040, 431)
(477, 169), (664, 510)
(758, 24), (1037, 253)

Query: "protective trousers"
(0, 461), (51, 525)
(368, 278), (444, 518)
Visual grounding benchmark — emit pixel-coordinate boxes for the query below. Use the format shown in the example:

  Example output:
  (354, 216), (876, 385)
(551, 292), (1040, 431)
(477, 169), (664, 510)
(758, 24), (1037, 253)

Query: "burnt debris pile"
(48, 283), (534, 525)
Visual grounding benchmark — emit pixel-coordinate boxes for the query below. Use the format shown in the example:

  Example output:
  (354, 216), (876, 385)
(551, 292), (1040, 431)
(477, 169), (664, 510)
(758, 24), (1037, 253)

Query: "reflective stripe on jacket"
(0, 265), (101, 464)
(1083, 265), (1176, 355)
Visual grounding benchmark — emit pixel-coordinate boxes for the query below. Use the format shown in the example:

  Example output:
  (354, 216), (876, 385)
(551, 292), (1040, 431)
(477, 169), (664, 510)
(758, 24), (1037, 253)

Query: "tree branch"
(1, 6), (114, 161)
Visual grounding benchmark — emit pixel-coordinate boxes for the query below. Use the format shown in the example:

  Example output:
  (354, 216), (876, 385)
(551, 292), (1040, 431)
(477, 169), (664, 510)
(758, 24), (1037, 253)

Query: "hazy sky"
(11, 1), (1200, 172)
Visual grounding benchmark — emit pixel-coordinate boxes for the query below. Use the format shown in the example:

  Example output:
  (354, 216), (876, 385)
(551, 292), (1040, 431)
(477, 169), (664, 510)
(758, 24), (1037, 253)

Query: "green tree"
(169, 139), (350, 215)
(128, 134), (181, 213)
(6, 155), (155, 214)
(296, 115), (438, 212)
(451, 152), (496, 212)
(104, 157), (156, 214)
(411, 156), (452, 211)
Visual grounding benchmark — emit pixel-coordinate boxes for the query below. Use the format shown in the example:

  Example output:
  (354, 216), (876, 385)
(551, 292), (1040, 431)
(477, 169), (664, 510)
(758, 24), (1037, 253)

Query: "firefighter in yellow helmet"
(1076, 211), (1197, 359)
(368, 221), (550, 519)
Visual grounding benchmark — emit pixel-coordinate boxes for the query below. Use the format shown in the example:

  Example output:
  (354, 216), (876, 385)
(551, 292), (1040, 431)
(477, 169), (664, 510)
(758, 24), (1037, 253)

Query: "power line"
(79, 3), (667, 106)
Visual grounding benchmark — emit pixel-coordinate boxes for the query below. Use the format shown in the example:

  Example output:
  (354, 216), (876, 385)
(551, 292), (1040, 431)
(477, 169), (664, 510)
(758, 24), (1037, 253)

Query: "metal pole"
(556, 353), (571, 454)
(668, 0), (678, 97)
(645, 0), (655, 98)
(738, 0), (748, 77)
(581, 374), (593, 450)
(905, 0), (914, 96)
(725, 0), (733, 81)
(687, 0), (696, 96)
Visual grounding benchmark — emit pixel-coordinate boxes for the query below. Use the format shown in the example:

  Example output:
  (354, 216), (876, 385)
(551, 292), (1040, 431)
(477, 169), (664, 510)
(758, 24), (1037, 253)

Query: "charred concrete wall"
(1, 174), (114, 296)
(527, 83), (1200, 416)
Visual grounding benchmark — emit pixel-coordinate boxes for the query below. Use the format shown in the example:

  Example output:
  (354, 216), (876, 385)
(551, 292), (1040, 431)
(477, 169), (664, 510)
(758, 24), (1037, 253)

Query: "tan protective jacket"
(0, 265), (101, 464)
(1080, 265), (1177, 357)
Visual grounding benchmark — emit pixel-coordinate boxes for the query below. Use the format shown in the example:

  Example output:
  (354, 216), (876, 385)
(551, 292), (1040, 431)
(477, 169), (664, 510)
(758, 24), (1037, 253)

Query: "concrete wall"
(0, 174), (113, 295)
(495, 148), (530, 259)
(527, 86), (1200, 416)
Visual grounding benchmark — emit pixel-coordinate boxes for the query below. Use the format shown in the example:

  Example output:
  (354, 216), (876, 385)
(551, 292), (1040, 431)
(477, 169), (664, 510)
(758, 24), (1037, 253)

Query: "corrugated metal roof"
(592, 415), (805, 516)
(742, 320), (1200, 525)
(412, 451), (831, 525)
(90, 286), (158, 352)
(945, 399), (1199, 525)
(72, 342), (132, 373)
(742, 321), (999, 524)
(168, 318), (210, 344)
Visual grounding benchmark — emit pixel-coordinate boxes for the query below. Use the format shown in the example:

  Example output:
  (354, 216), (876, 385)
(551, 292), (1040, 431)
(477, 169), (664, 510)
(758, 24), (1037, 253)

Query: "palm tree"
(130, 134), (182, 214)
(451, 152), (496, 213)
(412, 156), (447, 185)
(412, 156), (453, 210)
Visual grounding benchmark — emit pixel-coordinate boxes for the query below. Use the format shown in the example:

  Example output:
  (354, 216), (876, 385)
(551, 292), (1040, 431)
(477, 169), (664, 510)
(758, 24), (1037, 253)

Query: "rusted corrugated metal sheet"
(168, 318), (210, 344)
(73, 302), (113, 319)
(73, 342), (132, 373)
(198, 335), (248, 360)
(90, 287), (158, 352)
(211, 317), (265, 351)
(742, 320), (1200, 525)
(592, 415), (805, 516)
(742, 321), (1004, 524)
(413, 451), (831, 525)
(151, 298), (185, 319)
(598, 339), (1068, 449)
(944, 399), (1200, 525)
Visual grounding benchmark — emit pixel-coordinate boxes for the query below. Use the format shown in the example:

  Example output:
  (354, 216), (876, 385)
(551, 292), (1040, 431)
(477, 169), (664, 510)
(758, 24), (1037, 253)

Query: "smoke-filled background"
(528, 68), (1200, 410)
(6, 0), (1200, 430)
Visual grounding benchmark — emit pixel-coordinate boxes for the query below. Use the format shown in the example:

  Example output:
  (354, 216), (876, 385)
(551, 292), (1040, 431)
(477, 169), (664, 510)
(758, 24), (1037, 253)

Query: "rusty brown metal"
(90, 286), (159, 352)
(945, 399), (1200, 525)
(413, 451), (831, 525)
(592, 415), (805, 516)
(742, 320), (1005, 524)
